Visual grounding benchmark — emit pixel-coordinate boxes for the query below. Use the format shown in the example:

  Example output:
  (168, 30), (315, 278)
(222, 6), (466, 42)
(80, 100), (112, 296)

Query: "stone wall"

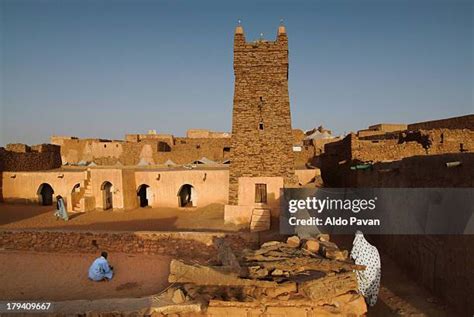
(321, 129), (474, 187)
(408, 114), (474, 130)
(0, 144), (62, 172)
(186, 129), (230, 139)
(372, 235), (474, 316)
(55, 137), (231, 166)
(229, 25), (296, 204)
(0, 230), (258, 262)
(319, 122), (474, 316)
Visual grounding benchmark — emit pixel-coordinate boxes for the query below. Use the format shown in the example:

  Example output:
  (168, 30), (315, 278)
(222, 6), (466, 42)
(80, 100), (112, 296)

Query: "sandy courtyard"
(0, 203), (245, 232)
(0, 251), (171, 301)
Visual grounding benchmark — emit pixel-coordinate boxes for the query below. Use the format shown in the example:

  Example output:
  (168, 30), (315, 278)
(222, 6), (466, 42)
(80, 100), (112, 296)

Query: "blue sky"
(0, 0), (472, 146)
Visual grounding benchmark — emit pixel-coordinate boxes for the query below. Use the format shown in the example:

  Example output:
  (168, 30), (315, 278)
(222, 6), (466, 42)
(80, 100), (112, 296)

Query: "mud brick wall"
(352, 139), (426, 162)
(58, 137), (231, 166)
(321, 130), (474, 187)
(372, 235), (474, 316)
(355, 153), (474, 187)
(408, 114), (474, 130)
(0, 230), (258, 263)
(229, 28), (296, 204)
(293, 146), (316, 167)
(320, 135), (356, 187)
(0, 145), (62, 172)
(421, 129), (474, 154)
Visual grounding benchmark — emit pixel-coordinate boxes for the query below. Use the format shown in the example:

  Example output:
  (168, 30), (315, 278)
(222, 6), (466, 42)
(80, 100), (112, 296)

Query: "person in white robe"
(351, 230), (381, 306)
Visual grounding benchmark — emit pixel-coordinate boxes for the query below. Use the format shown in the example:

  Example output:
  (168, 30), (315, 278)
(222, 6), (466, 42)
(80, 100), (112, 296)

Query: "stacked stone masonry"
(0, 144), (62, 172)
(229, 26), (297, 204)
(0, 230), (258, 261)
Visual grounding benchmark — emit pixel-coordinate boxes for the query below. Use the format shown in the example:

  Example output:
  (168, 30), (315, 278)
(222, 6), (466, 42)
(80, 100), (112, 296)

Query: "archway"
(70, 183), (81, 210)
(72, 183), (81, 193)
(37, 183), (54, 206)
(177, 184), (196, 207)
(101, 181), (113, 210)
(137, 184), (150, 207)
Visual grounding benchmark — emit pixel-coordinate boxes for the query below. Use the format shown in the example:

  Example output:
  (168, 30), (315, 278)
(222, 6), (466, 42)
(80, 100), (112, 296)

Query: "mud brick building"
(226, 24), (297, 227)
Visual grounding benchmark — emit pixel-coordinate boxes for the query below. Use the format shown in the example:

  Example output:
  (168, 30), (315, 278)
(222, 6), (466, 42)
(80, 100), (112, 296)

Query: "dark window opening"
(104, 144), (107, 148)
(196, 144), (201, 149)
(158, 142), (171, 152)
(259, 122), (264, 130)
(259, 96), (263, 102)
(440, 133), (444, 144)
(255, 183), (267, 203)
(223, 147), (230, 152)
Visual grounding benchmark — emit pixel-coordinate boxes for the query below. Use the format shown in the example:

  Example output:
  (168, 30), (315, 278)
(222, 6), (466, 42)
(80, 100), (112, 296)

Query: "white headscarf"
(351, 231), (381, 307)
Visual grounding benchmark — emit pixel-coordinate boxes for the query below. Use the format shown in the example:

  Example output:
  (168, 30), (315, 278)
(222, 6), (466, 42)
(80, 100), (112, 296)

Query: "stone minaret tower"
(229, 22), (297, 207)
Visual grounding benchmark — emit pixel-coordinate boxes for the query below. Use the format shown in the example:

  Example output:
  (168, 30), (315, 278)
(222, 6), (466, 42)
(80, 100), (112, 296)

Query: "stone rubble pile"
(165, 234), (367, 314)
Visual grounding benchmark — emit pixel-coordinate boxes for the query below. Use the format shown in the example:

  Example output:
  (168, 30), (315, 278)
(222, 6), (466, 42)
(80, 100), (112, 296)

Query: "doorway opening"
(101, 181), (113, 210)
(137, 184), (150, 207)
(177, 184), (196, 207)
(37, 183), (54, 206)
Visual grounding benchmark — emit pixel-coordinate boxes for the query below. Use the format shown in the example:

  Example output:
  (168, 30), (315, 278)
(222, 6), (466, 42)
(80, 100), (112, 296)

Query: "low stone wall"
(0, 230), (258, 262)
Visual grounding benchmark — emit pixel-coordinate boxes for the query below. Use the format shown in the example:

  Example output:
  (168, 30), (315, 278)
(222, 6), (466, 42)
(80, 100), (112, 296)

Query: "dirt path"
(0, 203), (245, 232)
(0, 251), (171, 301)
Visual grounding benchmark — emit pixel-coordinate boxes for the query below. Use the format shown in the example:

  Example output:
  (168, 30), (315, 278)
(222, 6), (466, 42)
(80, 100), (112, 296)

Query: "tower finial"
(235, 19), (244, 35)
(278, 19), (286, 36)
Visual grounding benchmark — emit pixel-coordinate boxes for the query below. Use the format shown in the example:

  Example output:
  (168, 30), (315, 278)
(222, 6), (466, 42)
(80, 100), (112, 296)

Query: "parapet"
(187, 129), (230, 139)
(233, 21), (288, 50)
(0, 143), (61, 171)
(408, 114), (474, 131)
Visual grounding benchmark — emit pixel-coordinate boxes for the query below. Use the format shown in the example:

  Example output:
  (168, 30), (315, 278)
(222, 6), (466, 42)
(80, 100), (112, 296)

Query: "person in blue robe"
(88, 251), (114, 281)
(54, 195), (69, 221)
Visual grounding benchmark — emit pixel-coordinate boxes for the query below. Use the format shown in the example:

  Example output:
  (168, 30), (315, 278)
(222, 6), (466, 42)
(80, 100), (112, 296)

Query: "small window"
(223, 147), (231, 152)
(259, 122), (264, 130)
(196, 144), (201, 149)
(158, 142), (171, 152)
(255, 183), (267, 203)
(259, 96), (263, 102)
(104, 144), (107, 148)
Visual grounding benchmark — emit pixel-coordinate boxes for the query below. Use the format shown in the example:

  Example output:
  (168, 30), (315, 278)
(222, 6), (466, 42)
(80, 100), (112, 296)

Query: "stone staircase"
(71, 169), (95, 212)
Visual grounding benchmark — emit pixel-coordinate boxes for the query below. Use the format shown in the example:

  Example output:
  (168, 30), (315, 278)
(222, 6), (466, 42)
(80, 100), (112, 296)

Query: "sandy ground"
(0, 203), (245, 232)
(0, 249), (459, 316)
(0, 204), (461, 316)
(0, 251), (171, 301)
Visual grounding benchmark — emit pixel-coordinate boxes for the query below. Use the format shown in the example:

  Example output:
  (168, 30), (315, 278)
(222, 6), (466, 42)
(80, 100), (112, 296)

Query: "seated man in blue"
(88, 251), (114, 281)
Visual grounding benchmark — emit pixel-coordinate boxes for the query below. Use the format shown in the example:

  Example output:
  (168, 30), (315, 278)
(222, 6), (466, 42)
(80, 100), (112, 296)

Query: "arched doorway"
(70, 183), (81, 210)
(137, 184), (150, 207)
(177, 184), (196, 207)
(101, 181), (113, 210)
(37, 183), (54, 206)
